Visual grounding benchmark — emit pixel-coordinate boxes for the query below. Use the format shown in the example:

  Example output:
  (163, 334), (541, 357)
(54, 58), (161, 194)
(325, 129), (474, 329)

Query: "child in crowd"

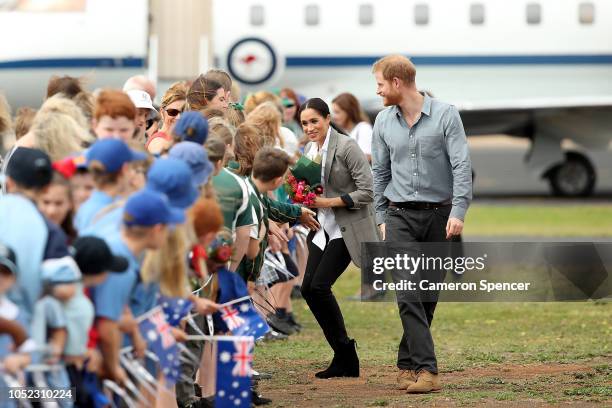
(68, 155), (95, 212)
(39, 171), (77, 242)
(204, 137), (226, 177)
(89, 189), (184, 385)
(0, 243), (34, 376)
(126, 89), (158, 144)
(0, 148), (69, 319)
(92, 89), (138, 142)
(74, 138), (146, 232)
(173, 111), (209, 146)
(70, 236), (129, 406)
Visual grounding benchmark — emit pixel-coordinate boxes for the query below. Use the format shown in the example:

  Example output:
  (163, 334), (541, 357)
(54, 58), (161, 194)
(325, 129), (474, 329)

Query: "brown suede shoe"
(406, 370), (441, 393)
(396, 369), (418, 390)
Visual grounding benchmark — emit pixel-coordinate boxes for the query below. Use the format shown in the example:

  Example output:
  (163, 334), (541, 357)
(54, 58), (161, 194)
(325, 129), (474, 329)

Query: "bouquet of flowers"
(285, 154), (323, 206)
(207, 235), (233, 264)
(187, 232), (233, 292)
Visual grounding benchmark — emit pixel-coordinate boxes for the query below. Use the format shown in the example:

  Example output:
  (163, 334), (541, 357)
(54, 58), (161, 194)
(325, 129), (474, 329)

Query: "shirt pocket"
(419, 135), (443, 159)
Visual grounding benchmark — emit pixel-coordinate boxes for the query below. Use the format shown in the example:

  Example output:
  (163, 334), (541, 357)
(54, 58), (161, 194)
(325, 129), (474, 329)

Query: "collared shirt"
(307, 127), (342, 250)
(372, 93), (472, 223)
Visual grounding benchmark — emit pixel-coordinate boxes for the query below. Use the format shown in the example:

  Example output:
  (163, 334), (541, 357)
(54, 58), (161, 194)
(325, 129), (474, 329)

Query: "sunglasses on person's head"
(165, 108), (183, 117)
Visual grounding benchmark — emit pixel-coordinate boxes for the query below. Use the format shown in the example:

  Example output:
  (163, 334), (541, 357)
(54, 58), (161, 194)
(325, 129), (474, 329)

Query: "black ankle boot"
(315, 339), (359, 379)
(315, 353), (344, 379)
(341, 339), (360, 377)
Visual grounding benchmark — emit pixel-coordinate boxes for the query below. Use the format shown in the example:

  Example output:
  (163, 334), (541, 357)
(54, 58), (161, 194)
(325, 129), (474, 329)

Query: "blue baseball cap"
(174, 112), (208, 145)
(146, 158), (199, 209)
(42, 257), (82, 284)
(86, 139), (147, 173)
(123, 189), (185, 227)
(168, 142), (214, 186)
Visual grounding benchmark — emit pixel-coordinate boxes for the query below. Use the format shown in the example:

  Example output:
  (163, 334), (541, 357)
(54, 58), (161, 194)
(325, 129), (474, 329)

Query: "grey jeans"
(385, 205), (451, 374)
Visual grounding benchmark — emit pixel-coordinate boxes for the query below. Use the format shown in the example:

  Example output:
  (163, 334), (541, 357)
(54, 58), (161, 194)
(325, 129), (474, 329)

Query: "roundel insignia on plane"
(226, 37), (283, 86)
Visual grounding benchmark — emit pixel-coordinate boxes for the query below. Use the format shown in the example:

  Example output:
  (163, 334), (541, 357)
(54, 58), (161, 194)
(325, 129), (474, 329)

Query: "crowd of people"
(1, 54), (472, 407)
(0, 67), (377, 407)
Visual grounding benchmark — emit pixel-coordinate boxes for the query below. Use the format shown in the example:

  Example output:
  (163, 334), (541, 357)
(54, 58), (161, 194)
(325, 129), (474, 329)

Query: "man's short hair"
(94, 89), (136, 121)
(204, 69), (232, 92)
(252, 147), (291, 182)
(372, 55), (416, 85)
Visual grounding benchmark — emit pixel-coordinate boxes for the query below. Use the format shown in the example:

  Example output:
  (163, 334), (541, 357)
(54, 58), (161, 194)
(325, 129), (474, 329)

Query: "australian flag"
(215, 337), (253, 408)
(158, 295), (193, 327)
(138, 307), (180, 386)
(215, 268), (270, 339)
(219, 300), (269, 339)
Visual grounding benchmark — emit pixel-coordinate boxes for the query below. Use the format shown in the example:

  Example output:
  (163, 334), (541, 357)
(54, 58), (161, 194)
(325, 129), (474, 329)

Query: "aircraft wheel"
(547, 152), (596, 197)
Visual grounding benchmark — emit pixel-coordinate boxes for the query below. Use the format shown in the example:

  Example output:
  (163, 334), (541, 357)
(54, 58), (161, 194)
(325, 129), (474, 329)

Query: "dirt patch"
(257, 362), (609, 407)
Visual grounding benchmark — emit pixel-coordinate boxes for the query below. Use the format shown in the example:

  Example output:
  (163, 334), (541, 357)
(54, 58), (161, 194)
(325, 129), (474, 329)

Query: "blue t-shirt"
(0, 194), (48, 319)
(129, 280), (160, 320)
(89, 234), (140, 322)
(74, 190), (115, 233)
(79, 205), (123, 239)
(63, 286), (94, 357)
(31, 295), (67, 349)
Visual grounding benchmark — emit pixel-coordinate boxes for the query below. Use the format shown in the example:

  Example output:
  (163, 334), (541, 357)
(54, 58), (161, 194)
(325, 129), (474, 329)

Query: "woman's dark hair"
(298, 98), (347, 135)
(186, 76), (224, 111)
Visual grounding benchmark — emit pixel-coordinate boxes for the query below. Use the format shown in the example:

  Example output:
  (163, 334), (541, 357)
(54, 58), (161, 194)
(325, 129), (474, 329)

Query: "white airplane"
(215, 0), (612, 197)
(1, 0), (611, 196)
(0, 0), (148, 108)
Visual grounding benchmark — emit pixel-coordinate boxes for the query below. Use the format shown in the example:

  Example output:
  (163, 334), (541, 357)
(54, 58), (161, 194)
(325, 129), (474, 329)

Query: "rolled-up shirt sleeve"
(444, 106), (472, 220)
(371, 113), (392, 225)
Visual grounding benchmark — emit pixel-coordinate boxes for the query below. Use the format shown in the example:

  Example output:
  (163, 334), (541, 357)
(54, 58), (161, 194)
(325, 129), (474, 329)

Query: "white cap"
(127, 90), (157, 113)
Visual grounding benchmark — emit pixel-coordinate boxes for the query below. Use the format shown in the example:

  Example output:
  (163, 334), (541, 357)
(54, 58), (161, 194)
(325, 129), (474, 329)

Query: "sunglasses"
(165, 108), (183, 117)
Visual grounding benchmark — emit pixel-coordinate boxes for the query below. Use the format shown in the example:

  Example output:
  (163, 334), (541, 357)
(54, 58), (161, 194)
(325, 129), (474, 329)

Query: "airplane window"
(250, 5), (264, 26)
(359, 4), (374, 26)
(579, 3), (595, 24)
(470, 3), (485, 25)
(414, 4), (429, 26)
(526, 3), (541, 25)
(305, 4), (319, 26)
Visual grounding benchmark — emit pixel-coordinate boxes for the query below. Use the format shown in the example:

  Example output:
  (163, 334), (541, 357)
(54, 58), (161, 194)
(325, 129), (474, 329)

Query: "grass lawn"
(255, 205), (612, 407)
(464, 205), (612, 237)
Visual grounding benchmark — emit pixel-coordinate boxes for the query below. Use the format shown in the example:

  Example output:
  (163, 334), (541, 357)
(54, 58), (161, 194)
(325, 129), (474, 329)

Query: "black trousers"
(301, 232), (353, 352)
(385, 205), (451, 374)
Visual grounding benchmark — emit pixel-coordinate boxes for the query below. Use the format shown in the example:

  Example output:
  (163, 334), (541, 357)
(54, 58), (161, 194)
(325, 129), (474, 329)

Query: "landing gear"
(545, 152), (596, 197)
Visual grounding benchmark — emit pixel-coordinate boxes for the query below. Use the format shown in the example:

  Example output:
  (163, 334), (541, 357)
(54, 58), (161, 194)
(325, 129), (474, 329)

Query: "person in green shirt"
(212, 163), (257, 272)
(231, 125), (319, 282)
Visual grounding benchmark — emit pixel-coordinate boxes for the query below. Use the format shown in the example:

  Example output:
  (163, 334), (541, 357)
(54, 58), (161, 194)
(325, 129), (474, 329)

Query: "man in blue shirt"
(90, 189), (184, 385)
(74, 139), (146, 233)
(372, 55), (472, 393)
